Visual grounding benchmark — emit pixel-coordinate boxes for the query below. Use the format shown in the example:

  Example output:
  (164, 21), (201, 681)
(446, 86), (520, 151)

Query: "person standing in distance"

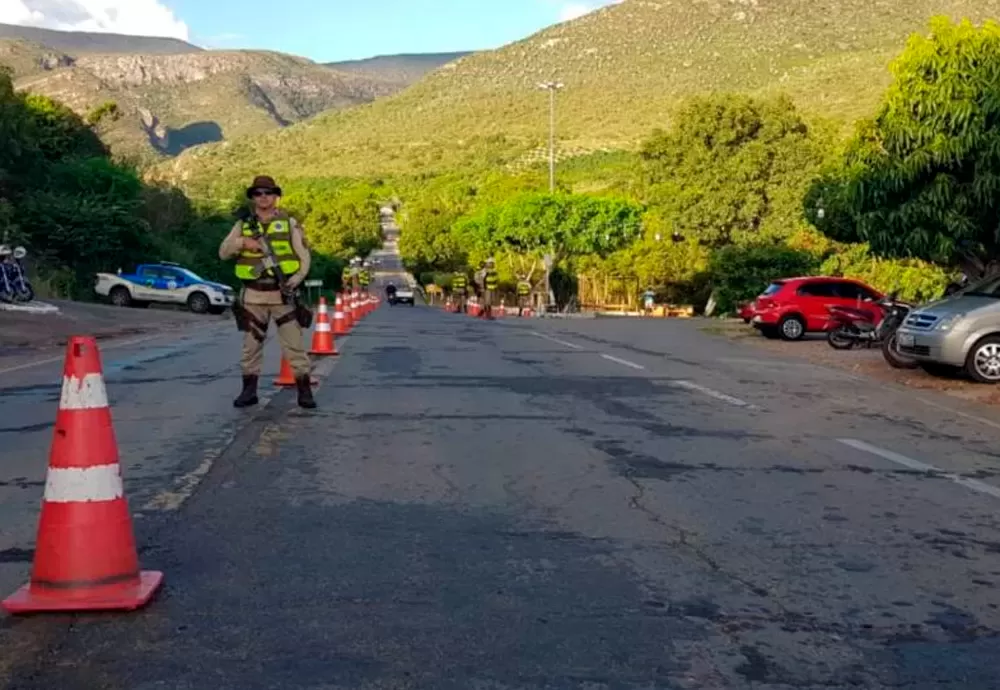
(219, 175), (316, 409)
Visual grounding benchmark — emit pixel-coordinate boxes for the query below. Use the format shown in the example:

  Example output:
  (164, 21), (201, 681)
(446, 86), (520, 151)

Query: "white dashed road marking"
(531, 331), (585, 350)
(600, 353), (646, 370)
(670, 380), (760, 411)
(838, 438), (1000, 501)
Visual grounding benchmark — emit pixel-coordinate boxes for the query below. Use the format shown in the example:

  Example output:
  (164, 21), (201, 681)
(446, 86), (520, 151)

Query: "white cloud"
(557, 0), (624, 22)
(0, 0), (189, 40)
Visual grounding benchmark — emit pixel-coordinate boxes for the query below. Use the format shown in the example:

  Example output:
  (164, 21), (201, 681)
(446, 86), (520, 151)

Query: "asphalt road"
(3, 225), (1000, 687)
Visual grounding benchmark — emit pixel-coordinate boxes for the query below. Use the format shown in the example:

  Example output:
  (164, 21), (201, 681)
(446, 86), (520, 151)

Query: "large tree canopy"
(639, 93), (829, 248)
(452, 192), (644, 269)
(807, 17), (1000, 276)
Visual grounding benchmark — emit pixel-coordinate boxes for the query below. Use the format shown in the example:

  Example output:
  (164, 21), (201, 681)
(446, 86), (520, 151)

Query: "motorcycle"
(0, 246), (34, 303)
(9, 246), (34, 302)
(826, 292), (918, 368)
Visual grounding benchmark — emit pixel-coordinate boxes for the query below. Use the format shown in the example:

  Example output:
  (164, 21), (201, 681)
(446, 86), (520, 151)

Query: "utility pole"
(538, 81), (563, 192)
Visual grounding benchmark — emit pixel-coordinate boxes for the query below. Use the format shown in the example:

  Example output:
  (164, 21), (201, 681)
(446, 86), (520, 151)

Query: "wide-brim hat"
(246, 175), (282, 198)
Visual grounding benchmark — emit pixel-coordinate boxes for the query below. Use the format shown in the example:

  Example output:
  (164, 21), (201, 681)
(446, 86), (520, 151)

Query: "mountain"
(154, 0), (1000, 199)
(326, 52), (472, 89)
(0, 24), (400, 162)
(0, 22), (199, 55)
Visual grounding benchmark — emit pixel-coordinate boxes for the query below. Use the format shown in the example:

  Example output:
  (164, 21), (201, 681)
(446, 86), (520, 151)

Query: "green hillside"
(2, 43), (398, 163)
(153, 0), (1000, 200)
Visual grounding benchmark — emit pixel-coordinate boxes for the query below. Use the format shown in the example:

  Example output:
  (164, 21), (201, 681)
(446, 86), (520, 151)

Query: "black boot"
(233, 375), (259, 408)
(296, 375), (317, 409)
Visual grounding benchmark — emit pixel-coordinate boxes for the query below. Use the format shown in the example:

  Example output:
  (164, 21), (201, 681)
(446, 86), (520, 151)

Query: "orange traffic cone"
(274, 355), (318, 387)
(2, 336), (163, 614)
(351, 293), (362, 322)
(341, 292), (354, 330)
(333, 294), (348, 335)
(308, 297), (337, 356)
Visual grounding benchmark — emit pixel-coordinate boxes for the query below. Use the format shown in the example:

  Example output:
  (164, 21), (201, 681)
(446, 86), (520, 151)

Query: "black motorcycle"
(0, 246), (33, 303)
(9, 246), (34, 302)
(826, 291), (918, 368)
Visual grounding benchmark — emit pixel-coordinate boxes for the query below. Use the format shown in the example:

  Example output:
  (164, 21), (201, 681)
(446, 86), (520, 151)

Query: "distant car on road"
(389, 285), (415, 306)
(750, 276), (883, 341)
(95, 262), (234, 314)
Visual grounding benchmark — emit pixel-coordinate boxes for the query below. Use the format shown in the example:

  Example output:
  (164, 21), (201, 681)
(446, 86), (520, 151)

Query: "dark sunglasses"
(250, 188), (279, 197)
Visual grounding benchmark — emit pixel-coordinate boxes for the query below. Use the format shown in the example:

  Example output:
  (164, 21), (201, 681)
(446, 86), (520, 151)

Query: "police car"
(94, 262), (234, 314)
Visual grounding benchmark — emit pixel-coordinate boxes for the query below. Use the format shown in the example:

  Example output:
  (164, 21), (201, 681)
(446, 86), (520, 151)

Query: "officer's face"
(251, 188), (278, 212)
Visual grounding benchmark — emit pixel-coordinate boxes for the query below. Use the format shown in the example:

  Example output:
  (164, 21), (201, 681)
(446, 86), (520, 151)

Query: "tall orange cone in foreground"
(333, 294), (349, 335)
(2, 336), (163, 614)
(308, 297), (337, 356)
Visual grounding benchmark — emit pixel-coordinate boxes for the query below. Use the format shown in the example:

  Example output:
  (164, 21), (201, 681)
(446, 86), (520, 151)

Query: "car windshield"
(962, 275), (1000, 298)
(762, 282), (784, 296)
(180, 269), (205, 283)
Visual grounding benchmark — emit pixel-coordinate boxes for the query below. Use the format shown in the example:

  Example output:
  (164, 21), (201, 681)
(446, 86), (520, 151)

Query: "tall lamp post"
(538, 81), (564, 192)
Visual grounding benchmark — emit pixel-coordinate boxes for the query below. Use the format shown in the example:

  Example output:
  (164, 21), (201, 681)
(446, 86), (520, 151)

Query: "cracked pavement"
(3, 264), (1000, 686)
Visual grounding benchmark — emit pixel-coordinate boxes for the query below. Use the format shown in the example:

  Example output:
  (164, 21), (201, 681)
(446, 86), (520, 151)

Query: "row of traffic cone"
(444, 297), (533, 318)
(1, 292), (382, 616)
(274, 291), (380, 384)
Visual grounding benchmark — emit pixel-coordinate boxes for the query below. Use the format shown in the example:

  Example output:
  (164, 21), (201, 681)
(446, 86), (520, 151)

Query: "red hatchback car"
(749, 276), (883, 341)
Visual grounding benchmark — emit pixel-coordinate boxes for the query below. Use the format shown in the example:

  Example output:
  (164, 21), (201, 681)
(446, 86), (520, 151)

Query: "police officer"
(359, 261), (371, 294)
(219, 175), (316, 409)
(516, 278), (531, 316)
(482, 258), (499, 319)
(451, 272), (468, 313)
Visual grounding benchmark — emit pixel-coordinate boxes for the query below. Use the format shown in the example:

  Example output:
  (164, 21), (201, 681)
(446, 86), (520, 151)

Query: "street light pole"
(538, 81), (563, 193)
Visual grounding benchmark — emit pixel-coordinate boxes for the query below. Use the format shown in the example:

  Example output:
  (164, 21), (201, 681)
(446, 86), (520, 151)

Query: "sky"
(0, 0), (623, 61)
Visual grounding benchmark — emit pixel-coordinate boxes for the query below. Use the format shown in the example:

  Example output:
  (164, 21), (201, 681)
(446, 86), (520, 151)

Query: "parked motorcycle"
(826, 292), (918, 368)
(0, 245), (35, 303)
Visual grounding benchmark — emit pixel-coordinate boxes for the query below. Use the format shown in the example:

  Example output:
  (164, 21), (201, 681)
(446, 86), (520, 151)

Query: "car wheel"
(965, 335), (1000, 383)
(827, 325), (856, 350)
(187, 291), (210, 314)
(778, 314), (806, 341)
(109, 286), (132, 307)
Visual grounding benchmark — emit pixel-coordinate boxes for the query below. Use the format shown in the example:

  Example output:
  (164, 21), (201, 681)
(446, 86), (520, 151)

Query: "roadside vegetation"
(0, 67), (380, 300)
(394, 17), (992, 311)
(2, 14), (995, 314)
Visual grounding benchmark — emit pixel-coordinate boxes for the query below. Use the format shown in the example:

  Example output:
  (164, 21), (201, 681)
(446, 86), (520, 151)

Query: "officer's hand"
(242, 238), (263, 252)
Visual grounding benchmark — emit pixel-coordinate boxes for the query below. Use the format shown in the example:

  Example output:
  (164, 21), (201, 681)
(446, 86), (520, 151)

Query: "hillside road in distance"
(2, 214), (1000, 688)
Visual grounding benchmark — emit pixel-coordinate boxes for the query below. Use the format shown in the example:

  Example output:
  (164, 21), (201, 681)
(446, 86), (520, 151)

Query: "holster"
(295, 300), (313, 329)
(232, 298), (249, 332)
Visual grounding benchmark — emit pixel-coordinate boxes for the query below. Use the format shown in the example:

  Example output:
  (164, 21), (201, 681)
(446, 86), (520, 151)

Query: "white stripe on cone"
(44, 464), (124, 503)
(316, 323), (331, 332)
(318, 303), (328, 314)
(59, 373), (109, 410)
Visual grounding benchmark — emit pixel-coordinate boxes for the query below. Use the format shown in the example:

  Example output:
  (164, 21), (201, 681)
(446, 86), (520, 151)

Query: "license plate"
(897, 333), (915, 347)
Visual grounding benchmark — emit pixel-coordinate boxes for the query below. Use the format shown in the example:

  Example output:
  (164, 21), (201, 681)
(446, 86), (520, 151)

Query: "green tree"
(454, 192), (643, 273)
(806, 17), (1000, 278)
(640, 93), (831, 248)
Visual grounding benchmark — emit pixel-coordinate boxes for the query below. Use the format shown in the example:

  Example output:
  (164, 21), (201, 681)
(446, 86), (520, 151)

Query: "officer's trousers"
(241, 303), (310, 378)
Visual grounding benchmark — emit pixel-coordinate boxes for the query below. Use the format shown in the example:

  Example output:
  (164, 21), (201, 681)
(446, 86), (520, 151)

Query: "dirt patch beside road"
(703, 319), (1000, 409)
(0, 300), (226, 364)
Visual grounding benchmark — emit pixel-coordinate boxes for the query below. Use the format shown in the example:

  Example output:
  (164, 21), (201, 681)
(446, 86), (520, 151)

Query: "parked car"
(750, 276), (883, 341)
(893, 274), (1000, 383)
(95, 262), (234, 314)
(737, 302), (755, 324)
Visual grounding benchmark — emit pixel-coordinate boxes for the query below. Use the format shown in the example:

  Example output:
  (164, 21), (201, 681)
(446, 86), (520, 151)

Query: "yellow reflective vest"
(234, 214), (301, 284)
